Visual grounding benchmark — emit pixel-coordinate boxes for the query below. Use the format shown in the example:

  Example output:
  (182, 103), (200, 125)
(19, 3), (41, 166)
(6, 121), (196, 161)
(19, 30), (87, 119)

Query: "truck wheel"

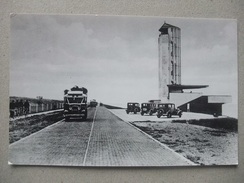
(83, 110), (88, 120)
(149, 110), (153, 116)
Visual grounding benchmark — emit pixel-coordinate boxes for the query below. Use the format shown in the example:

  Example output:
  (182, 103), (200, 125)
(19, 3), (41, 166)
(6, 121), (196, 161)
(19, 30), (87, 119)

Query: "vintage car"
(140, 103), (157, 116)
(156, 103), (182, 118)
(126, 102), (140, 114)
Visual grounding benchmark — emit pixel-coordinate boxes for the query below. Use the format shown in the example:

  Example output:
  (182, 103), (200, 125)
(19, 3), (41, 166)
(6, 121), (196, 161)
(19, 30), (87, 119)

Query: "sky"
(10, 14), (237, 112)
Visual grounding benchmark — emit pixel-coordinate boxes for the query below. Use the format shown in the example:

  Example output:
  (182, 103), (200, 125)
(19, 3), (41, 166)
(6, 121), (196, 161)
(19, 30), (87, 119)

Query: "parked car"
(140, 103), (157, 116)
(126, 102), (140, 114)
(156, 103), (182, 118)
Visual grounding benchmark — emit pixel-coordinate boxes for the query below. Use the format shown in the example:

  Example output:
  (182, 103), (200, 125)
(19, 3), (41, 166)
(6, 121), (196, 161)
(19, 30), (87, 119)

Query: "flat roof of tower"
(168, 84), (209, 91)
(159, 22), (180, 32)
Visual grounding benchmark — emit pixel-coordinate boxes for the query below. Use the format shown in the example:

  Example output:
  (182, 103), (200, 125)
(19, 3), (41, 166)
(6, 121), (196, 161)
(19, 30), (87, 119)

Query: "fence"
(29, 102), (64, 114)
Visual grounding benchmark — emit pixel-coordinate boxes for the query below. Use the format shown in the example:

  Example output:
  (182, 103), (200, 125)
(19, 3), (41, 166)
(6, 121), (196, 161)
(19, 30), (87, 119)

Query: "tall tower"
(158, 22), (181, 102)
(157, 23), (229, 117)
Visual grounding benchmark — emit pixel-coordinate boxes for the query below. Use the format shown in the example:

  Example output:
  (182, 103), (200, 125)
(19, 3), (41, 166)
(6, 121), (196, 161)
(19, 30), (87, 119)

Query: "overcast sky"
(10, 14), (237, 109)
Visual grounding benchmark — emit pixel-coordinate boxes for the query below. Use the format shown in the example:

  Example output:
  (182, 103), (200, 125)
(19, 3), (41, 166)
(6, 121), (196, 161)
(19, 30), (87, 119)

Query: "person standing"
(15, 100), (20, 116)
(10, 100), (15, 118)
(24, 100), (30, 116)
(19, 99), (24, 116)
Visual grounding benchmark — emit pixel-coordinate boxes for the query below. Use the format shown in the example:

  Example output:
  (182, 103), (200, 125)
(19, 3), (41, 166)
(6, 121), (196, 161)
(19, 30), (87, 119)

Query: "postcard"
(9, 14), (238, 166)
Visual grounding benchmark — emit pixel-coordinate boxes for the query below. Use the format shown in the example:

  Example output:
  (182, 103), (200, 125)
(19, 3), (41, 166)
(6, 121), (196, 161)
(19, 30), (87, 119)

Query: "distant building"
(158, 22), (231, 116)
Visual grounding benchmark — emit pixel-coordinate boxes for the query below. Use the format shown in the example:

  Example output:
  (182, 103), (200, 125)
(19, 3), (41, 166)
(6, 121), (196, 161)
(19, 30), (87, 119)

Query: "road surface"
(9, 106), (194, 166)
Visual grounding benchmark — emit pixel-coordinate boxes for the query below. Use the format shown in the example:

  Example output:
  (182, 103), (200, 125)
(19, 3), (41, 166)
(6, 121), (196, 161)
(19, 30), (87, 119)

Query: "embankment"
(9, 111), (63, 144)
(172, 117), (237, 131)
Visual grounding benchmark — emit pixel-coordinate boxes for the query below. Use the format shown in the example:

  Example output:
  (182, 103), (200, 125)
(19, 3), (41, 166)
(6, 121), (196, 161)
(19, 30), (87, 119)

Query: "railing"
(29, 103), (64, 114)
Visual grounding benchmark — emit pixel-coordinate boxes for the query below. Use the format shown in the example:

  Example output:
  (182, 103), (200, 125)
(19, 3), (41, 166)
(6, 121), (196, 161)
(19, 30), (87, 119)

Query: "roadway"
(9, 106), (194, 166)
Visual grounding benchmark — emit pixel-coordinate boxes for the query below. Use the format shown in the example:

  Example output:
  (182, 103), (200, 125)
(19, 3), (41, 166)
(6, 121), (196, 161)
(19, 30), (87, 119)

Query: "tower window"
(161, 28), (168, 34)
(171, 63), (174, 77)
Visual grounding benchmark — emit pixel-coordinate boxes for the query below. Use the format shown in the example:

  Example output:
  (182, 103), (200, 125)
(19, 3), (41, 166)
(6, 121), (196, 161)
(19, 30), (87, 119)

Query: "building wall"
(170, 92), (203, 107)
(158, 24), (181, 102)
(178, 96), (223, 116)
(168, 27), (181, 84)
(208, 95), (232, 103)
(158, 34), (170, 101)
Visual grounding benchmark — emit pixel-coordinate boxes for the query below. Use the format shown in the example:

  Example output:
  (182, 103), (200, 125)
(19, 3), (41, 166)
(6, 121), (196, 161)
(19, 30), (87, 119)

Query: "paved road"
(9, 106), (194, 166)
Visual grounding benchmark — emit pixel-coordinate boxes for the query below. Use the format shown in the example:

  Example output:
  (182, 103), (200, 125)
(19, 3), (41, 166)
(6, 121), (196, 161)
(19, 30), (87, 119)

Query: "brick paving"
(9, 106), (194, 166)
(84, 107), (194, 166)
(9, 108), (96, 166)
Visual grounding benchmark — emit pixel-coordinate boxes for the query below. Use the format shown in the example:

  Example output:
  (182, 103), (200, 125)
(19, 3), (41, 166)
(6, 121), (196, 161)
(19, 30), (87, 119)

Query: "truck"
(63, 86), (88, 121)
(89, 99), (98, 107)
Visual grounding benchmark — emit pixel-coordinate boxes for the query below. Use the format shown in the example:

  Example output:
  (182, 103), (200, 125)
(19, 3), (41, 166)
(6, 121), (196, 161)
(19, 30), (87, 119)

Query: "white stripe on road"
(82, 107), (97, 166)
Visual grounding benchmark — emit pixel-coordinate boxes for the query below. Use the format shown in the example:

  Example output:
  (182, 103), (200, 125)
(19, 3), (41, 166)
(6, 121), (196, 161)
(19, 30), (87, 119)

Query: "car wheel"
(149, 110), (153, 116)
(167, 113), (172, 118)
(141, 112), (144, 116)
(126, 110), (129, 114)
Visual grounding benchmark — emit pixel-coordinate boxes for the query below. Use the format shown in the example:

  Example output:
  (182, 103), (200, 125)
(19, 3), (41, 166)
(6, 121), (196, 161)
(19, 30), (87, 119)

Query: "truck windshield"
(65, 96), (84, 104)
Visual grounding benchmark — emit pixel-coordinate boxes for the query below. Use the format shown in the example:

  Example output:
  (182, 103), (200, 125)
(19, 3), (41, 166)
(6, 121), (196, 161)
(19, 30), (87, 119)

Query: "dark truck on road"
(89, 99), (98, 107)
(63, 86), (88, 121)
(126, 102), (140, 114)
(156, 103), (182, 118)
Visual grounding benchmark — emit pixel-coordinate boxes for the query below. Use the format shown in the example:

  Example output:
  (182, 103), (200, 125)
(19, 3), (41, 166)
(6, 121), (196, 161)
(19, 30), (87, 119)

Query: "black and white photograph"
(9, 14), (238, 166)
